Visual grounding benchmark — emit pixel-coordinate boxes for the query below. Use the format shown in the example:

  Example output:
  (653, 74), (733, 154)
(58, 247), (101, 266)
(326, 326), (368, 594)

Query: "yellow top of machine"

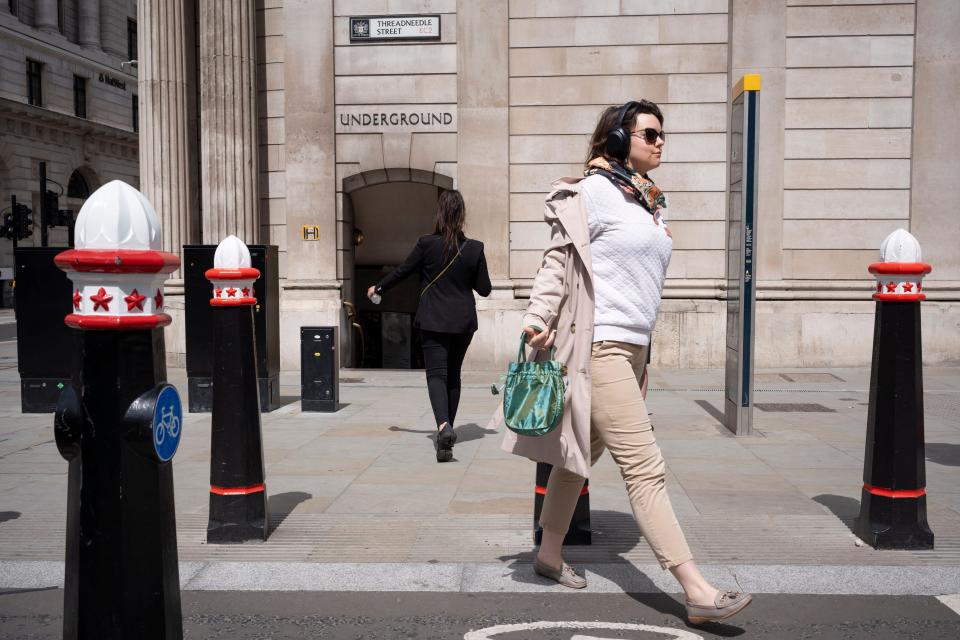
(732, 74), (761, 99)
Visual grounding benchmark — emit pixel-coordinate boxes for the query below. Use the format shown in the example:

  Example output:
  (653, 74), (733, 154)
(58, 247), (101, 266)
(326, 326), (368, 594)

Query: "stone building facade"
(0, 0), (140, 303)
(142, 0), (959, 370)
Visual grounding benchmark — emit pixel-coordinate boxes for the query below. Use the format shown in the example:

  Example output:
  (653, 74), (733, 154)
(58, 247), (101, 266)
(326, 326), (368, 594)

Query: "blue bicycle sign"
(152, 385), (182, 462)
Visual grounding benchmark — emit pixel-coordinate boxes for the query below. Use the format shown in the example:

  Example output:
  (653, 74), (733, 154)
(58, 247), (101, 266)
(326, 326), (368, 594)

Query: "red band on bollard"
(535, 485), (589, 496)
(864, 483), (926, 499)
(210, 483), (266, 496)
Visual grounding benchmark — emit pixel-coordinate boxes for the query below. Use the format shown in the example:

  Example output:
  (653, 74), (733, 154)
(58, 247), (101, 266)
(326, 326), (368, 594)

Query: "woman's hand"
(664, 226), (672, 239)
(523, 325), (556, 350)
(366, 285), (376, 299)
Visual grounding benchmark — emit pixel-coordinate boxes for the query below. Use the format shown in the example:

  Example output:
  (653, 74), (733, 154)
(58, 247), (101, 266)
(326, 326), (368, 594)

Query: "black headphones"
(605, 101), (640, 162)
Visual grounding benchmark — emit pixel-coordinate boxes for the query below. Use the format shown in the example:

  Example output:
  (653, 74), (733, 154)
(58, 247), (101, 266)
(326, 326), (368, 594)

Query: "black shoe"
(436, 423), (457, 463)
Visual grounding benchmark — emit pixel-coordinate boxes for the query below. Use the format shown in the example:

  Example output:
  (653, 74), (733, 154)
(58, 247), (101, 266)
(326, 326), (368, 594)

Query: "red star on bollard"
(876, 282), (882, 293)
(886, 281), (897, 293)
(903, 282), (914, 293)
(215, 288), (222, 297)
(242, 287), (251, 297)
(155, 289), (164, 309)
(72, 291), (82, 310)
(226, 287), (237, 297)
(125, 288), (146, 311)
(90, 287), (113, 312)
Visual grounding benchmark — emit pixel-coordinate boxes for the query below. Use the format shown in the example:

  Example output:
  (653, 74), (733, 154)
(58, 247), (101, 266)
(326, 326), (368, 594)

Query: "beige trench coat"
(493, 176), (598, 478)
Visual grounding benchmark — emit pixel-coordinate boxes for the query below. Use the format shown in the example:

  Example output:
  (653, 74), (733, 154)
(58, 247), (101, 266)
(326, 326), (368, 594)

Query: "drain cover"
(755, 402), (836, 413)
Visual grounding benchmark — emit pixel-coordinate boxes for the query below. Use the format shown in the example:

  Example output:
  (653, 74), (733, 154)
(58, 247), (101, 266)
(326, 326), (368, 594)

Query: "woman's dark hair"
(585, 99), (664, 167)
(434, 189), (466, 257)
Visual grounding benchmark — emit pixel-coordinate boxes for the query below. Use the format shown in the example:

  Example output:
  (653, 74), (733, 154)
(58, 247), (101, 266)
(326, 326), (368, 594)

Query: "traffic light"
(14, 203), (33, 240)
(50, 208), (74, 228)
(43, 189), (58, 218)
(0, 211), (14, 239)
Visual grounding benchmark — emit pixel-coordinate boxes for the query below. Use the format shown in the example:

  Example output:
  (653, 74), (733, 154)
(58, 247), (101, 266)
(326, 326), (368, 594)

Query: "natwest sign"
(350, 15), (441, 42)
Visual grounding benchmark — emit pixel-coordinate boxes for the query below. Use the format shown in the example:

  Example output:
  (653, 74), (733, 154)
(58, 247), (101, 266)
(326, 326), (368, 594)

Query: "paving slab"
(1, 339), (959, 592)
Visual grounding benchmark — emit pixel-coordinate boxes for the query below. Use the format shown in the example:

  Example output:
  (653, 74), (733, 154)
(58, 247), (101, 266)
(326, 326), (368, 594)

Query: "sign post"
(724, 74), (760, 437)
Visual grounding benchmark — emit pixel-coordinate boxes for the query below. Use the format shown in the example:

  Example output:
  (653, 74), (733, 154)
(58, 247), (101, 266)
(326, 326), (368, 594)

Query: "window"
(68, 170), (91, 199)
(132, 94), (139, 133)
(73, 75), (86, 118)
(26, 59), (42, 106)
(8, 0), (17, 17)
(57, 0), (64, 35)
(127, 19), (137, 61)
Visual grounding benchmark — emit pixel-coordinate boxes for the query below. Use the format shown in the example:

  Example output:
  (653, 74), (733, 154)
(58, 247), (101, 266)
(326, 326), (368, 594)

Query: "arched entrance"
(341, 169), (454, 369)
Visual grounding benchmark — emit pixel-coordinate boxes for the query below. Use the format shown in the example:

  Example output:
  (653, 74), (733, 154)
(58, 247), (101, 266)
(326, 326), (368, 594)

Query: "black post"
(206, 243), (268, 543)
(533, 462), (591, 545)
(10, 195), (17, 250)
(39, 161), (48, 248)
(56, 331), (183, 638)
(854, 258), (934, 550)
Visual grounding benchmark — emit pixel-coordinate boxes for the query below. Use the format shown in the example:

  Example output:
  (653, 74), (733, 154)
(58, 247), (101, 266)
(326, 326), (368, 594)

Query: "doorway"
(342, 170), (454, 369)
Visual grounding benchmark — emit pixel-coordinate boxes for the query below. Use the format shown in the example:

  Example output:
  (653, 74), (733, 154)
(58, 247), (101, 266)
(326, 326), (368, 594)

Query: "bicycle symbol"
(155, 404), (181, 445)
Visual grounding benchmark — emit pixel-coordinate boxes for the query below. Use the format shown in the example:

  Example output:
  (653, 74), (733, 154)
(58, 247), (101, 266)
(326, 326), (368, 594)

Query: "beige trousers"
(539, 340), (693, 569)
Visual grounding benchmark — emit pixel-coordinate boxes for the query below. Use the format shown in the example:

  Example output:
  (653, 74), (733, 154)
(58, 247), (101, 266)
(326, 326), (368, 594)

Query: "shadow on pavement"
(926, 442), (960, 467)
(0, 511), (20, 525)
(498, 510), (745, 636)
(813, 494), (860, 534)
(274, 395), (301, 409)
(388, 425), (434, 434)
(454, 423), (497, 444)
(694, 400), (726, 428)
(267, 491), (312, 535)
(388, 423), (497, 446)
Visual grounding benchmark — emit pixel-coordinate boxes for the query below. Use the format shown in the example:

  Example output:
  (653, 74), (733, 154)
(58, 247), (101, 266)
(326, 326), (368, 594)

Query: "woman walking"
(499, 100), (752, 624)
(369, 189), (492, 462)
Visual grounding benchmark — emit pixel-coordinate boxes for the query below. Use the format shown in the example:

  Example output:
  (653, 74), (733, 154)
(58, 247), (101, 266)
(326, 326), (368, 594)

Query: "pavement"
(1, 335), (959, 637)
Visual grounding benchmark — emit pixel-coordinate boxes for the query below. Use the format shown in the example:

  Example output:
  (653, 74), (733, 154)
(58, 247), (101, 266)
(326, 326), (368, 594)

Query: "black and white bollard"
(854, 229), (935, 550)
(206, 235), (268, 543)
(53, 180), (183, 638)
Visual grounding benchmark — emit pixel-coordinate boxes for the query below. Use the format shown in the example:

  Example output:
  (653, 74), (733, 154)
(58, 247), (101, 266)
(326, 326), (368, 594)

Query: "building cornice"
(0, 97), (138, 147)
(0, 15), (137, 80)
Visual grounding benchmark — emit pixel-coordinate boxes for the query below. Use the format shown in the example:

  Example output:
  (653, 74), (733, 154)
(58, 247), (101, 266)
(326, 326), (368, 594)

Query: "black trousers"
(420, 330), (473, 427)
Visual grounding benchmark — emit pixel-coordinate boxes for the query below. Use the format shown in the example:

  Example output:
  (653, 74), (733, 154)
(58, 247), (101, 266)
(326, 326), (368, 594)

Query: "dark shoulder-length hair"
(585, 99), (665, 167)
(434, 189), (466, 257)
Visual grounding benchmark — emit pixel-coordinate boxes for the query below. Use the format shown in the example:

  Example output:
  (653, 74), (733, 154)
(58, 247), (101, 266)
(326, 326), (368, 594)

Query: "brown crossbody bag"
(419, 240), (465, 298)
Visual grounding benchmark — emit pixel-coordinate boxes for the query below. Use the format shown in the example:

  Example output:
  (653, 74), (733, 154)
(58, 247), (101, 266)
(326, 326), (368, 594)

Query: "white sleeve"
(581, 176), (606, 240)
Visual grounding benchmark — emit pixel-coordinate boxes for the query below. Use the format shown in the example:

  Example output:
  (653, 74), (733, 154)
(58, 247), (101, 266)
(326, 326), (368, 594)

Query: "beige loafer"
(686, 590), (753, 625)
(533, 558), (587, 589)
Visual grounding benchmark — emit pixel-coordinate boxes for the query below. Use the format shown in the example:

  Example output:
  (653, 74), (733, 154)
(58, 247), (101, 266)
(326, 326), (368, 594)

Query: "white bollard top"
(206, 235), (260, 306)
(74, 180), (162, 250)
(870, 228), (931, 302)
(213, 235), (252, 269)
(54, 180), (179, 330)
(879, 228), (922, 263)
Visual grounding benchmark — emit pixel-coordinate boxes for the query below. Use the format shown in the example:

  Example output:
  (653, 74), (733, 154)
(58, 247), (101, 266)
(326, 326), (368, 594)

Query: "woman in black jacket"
(368, 190), (492, 462)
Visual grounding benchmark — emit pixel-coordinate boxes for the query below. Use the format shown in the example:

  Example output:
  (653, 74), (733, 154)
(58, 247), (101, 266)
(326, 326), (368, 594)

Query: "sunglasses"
(630, 128), (666, 144)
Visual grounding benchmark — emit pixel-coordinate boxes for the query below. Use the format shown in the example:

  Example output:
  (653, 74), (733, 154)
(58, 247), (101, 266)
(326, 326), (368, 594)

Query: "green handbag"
(502, 330), (566, 437)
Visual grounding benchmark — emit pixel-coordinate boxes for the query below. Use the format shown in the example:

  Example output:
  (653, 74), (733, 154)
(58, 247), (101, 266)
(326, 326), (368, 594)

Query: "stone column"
(35, 0), (59, 33)
(910, 1), (960, 281)
(279, 0), (340, 370)
(137, 0), (195, 264)
(458, 0), (524, 370)
(457, 0), (510, 288)
(199, 0), (260, 244)
(728, 0), (786, 284)
(78, 0), (101, 50)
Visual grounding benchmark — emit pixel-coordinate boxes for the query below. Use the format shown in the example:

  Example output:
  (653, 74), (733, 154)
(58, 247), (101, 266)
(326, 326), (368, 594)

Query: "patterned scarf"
(584, 157), (667, 217)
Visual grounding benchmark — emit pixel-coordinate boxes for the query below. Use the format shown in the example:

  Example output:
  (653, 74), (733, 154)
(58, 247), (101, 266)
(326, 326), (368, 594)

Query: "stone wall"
(0, 1), (139, 270)
(1, 1), (138, 132)
(241, 0), (959, 370)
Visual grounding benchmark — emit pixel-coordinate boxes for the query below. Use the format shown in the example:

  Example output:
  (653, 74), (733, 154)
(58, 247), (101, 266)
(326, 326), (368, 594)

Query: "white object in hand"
(369, 291), (381, 304)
